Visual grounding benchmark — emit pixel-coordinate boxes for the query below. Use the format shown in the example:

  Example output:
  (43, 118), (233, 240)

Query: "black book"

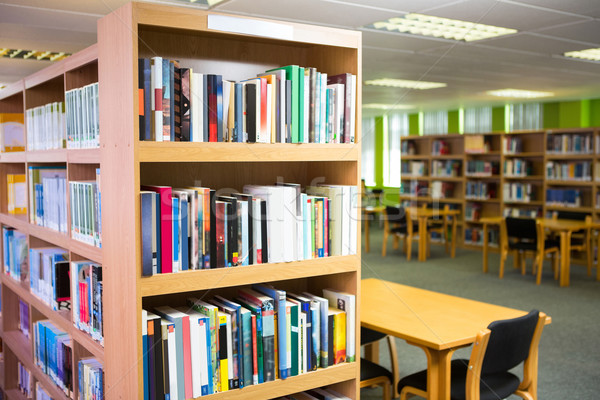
(209, 189), (217, 268)
(169, 61), (175, 141)
(141, 191), (153, 276)
(286, 80), (292, 143)
(232, 193), (253, 265)
(54, 261), (71, 309)
(217, 195), (239, 267)
(245, 82), (257, 143)
(180, 68), (191, 141)
(287, 293), (313, 371)
(153, 317), (165, 400)
(327, 313), (334, 367)
(161, 321), (170, 398)
(215, 74), (224, 142)
(172, 61), (182, 141)
(259, 199), (268, 263)
(202, 74), (209, 143)
(138, 58), (151, 140)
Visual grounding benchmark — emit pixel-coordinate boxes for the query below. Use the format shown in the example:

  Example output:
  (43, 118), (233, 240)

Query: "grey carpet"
(359, 225), (600, 399)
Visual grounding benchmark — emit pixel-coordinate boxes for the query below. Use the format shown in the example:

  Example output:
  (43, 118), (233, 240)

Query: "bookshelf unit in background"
(399, 127), (600, 252)
(0, 44), (102, 400)
(98, 2), (361, 399)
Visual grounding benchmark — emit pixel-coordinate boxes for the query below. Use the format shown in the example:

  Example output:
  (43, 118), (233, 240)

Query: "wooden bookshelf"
(0, 43), (102, 400)
(95, 2), (362, 399)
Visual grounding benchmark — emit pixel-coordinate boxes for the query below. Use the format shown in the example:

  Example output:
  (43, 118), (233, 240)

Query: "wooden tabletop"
(361, 278), (550, 350)
(406, 207), (461, 218)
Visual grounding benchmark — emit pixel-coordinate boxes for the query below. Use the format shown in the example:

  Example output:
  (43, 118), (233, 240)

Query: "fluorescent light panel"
(564, 48), (600, 61)
(370, 13), (517, 42)
(0, 48), (70, 62)
(363, 103), (415, 110)
(365, 78), (446, 90)
(486, 89), (553, 99)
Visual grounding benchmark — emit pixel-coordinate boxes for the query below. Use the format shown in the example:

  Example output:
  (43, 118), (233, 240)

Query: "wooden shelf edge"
(0, 214), (29, 232)
(26, 149), (67, 163)
(141, 255), (360, 296)
(1, 275), (104, 363)
(0, 152), (26, 163)
(67, 148), (101, 164)
(28, 225), (71, 249)
(6, 389), (28, 400)
(138, 142), (359, 162)
(2, 331), (69, 400)
(198, 363), (356, 400)
(0, 81), (25, 100)
(69, 238), (103, 264)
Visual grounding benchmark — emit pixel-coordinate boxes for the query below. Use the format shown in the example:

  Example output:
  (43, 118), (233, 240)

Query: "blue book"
(202, 74), (209, 142)
(200, 316), (212, 395)
(235, 297), (264, 383)
(142, 311), (149, 400)
(216, 74), (224, 142)
(234, 83), (243, 142)
(214, 296), (244, 387)
(141, 192), (154, 276)
(180, 198), (189, 271)
(302, 292), (329, 368)
(154, 192), (161, 274)
(172, 197), (179, 272)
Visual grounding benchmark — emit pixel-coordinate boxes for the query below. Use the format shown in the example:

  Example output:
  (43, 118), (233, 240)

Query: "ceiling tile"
(328, 0), (459, 13)
(533, 20), (600, 46)
(362, 29), (451, 53)
(0, 23), (96, 53)
(0, 0), (127, 16)
(509, 0), (600, 18)
(0, 4), (98, 33)
(479, 33), (584, 55)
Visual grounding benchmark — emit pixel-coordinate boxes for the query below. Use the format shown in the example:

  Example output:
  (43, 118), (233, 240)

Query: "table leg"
(364, 341), (379, 364)
(409, 343), (455, 400)
(482, 222), (489, 273)
(559, 231), (571, 287)
(419, 217), (427, 262)
(451, 215), (457, 258)
(365, 212), (371, 253)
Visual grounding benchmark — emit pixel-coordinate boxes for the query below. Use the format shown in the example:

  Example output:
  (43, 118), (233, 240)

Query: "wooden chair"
(361, 327), (400, 399)
(398, 310), (547, 400)
(500, 217), (559, 285)
(382, 206), (419, 260)
(427, 204), (451, 256)
(552, 211), (592, 277)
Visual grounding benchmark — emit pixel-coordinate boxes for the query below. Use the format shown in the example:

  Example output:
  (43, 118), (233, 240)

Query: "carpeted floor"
(359, 225), (600, 399)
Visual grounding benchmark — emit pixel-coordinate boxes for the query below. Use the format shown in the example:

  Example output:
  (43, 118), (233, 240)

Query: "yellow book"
(329, 308), (346, 364)
(7, 174), (14, 214)
(218, 312), (229, 392)
(12, 174), (27, 215)
(0, 113), (25, 152)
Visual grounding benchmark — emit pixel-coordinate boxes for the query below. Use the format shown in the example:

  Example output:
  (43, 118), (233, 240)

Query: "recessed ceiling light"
(363, 103), (415, 110)
(0, 48), (70, 62)
(368, 13), (517, 42)
(564, 48), (600, 61)
(486, 89), (554, 99)
(365, 78), (446, 90)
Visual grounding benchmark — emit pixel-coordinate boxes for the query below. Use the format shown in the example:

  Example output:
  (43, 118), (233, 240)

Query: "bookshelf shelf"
(430, 176), (463, 182)
(503, 152), (544, 158)
(67, 148), (101, 164)
(503, 175), (544, 180)
(141, 256), (360, 297)
(6, 389), (28, 400)
(431, 155), (465, 160)
(401, 176), (430, 180)
(546, 205), (595, 213)
(465, 151), (501, 156)
(400, 155), (431, 160)
(0, 214), (29, 233)
(545, 180), (594, 186)
(26, 149), (67, 163)
(465, 175), (500, 179)
(545, 154), (595, 160)
(503, 200), (544, 206)
(139, 142), (359, 163)
(0, 153), (25, 163)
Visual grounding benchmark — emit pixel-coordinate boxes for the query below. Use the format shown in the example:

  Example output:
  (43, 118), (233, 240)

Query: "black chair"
(398, 310), (548, 400)
(500, 217), (559, 284)
(554, 211), (592, 277)
(382, 206), (423, 260)
(360, 327), (399, 399)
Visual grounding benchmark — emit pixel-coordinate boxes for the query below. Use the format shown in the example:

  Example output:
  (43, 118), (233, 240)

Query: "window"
(384, 113), (408, 187)
(361, 117), (376, 186)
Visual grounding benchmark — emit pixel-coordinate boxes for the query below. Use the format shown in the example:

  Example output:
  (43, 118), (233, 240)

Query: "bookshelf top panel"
(0, 81), (25, 103)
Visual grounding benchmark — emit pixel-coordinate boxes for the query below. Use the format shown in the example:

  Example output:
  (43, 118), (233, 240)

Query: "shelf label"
(207, 15), (294, 40)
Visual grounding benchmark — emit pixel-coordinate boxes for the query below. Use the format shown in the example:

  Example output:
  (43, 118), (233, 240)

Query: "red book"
(141, 186), (173, 273)
(181, 314), (193, 399)
(208, 75), (218, 142)
(258, 77), (267, 141)
(251, 314), (258, 384)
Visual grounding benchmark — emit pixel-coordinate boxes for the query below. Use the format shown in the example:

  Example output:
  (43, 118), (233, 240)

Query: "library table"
(361, 278), (551, 400)
(406, 207), (460, 261)
(363, 205), (385, 253)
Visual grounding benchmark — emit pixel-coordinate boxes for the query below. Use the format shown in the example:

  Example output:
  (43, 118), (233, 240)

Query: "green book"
(286, 300), (300, 376)
(188, 298), (220, 392)
(266, 65), (304, 143)
(236, 297), (264, 384)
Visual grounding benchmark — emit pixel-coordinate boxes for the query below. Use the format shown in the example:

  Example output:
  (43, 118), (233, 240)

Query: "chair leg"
(393, 235), (399, 250)
(586, 244), (592, 277)
(514, 251), (521, 269)
(382, 231), (388, 258)
(499, 249), (507, 279)
(427, 234), (431, 258)
(521, 252), (527, 275)
(406, 236), (412, 261)
(553, 252), (560, 281)
(382, 381), (391, 400)
(536, 253), (544, 285)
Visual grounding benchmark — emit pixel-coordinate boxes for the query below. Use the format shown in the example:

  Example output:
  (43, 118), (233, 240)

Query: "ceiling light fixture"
(363, 103), (415, 110)
(365, 78), (447, 90)
(369, 13), (517, 42)
(0, 48), (70, 62)
(564, 48), (600, 61)
(486, 89), (554, 99)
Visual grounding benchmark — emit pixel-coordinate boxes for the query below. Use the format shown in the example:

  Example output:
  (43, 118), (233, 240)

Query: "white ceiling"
(2, 0), (600, 114)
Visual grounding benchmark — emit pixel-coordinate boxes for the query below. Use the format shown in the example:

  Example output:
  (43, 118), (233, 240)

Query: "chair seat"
(360, 327), (387, 346)
(397, 359), (521, 400)
(361, 357), (392, 382)
(509, 239), (559, 251)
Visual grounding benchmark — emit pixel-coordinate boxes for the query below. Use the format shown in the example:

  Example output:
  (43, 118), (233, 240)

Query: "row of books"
(276, 387), (350, 400)
(401, 181), (428, 197)
(29, 166), (68, 234)
(142, 287), (355, 399)
(29, 247), (69, 312)
(503, 183), (535, 203)
(400, 141), (416, 155)
(401, 161), (427, 177)
(18, 361), (33, 398)
(464, 135), (490, 154)
(546, 189), (582, 208)
(503, 207), (540, 218)
(546, 133), (593, 154)
(33, 320), (73, 397)
(6, 173), (26, 215)
(79, 358), (104, 400)
(465, 203), (481, 222)
(503, 136), (523, 154)
(26, 102), (66, 151)
(596, 162), (600, 182)
(72, 261), (103, 345)
(0, 112), (25, 152)
(466, 181), (496, 200)
(545, 161), (592, 181)
(2, 227), (27, 282)
(431, 181), (454, 199)
(140, 183), (358, 275)
(432, 139), (450, 155)
(20, 298), (30, 338)
(431, 160), (461, 177)
(597, 192), (600, 208)
(504, 159), (531, 177)
(464, 226), (499, 247)
(70, 169), (102, 247)
(139, 57), (356, 144)
(466, 160), (498, 177)
(65, 82), (100, 149)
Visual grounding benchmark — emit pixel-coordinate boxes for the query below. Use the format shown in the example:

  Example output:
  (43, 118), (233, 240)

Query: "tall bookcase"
(0, 45), (101, 399)
(98, 2), (361, 400)
(399, 128), (600, 256)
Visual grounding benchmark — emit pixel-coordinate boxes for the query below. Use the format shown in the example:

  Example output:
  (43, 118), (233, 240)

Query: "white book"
(304, 73), (309, 143)
(303, 194), (311, 260)
(222, 80), (232, 141)
(175, 308), (202, 398)
(320, 73), (327, 143)
(252, 198), (262, 264)
(349, 74), (356, 143)
(323, 288), (356, 362)
(306, 185), (343, 256)
(166, 319), (179, 400)
(191, 72), (202, 142)
(244, 185), (284, 263)
(328, 83), (344, 143)
(266, 83), (272, 143)
(151, 57), (163, 141)
(349, 185), (358, 255)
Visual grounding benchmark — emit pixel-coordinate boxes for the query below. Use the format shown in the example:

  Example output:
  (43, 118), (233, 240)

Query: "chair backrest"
(505, 217), (537, 242)
(385, 206), (406, 224)
(481, 310), (540, 375)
